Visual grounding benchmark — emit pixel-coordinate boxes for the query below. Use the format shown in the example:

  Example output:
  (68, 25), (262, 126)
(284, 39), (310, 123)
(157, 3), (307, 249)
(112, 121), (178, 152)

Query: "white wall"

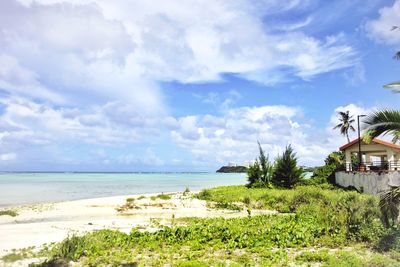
(335, 171), (400, 195)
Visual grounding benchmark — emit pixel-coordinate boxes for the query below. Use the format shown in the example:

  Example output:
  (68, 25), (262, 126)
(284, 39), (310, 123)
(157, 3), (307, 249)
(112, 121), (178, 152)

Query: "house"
(340, 138), (400, 172)
(335, 138), (400, 195)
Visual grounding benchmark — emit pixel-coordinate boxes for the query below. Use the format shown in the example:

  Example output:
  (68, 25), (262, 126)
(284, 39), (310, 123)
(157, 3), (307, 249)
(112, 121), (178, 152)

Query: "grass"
(207, 201), (242, 211)
(1, 247), (35, 263)
(0, 209), (18, 217)
(12, 185), (400, 266)
(150, 193), (172, 201)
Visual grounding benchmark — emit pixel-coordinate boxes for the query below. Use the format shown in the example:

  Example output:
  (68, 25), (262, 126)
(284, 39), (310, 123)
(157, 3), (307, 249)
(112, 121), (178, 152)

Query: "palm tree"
(363, 110), (400, 143)
(333, 111), (355, 143)
(380, 186), (400, 228)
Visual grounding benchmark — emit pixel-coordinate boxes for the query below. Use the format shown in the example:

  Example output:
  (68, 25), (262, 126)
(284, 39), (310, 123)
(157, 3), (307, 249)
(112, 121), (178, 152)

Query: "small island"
(216, 165), (247, 173)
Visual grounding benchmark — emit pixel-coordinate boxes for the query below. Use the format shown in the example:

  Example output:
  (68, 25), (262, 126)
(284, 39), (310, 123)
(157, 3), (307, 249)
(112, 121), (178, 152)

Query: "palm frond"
(394, 51), (400, 60)
(384, 82), (400, 93)
(363, 110), (400, 142)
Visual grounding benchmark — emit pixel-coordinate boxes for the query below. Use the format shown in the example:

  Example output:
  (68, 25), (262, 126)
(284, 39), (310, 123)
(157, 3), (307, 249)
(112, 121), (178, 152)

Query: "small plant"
(183, 187), (190, 196)
(126, 197), (135, 203)
(242, 196), (251, 206)
(151, 193), (172, 201)
(0, 209), (18, 217)
(213, 202), (241, 211)
(196, 189), (211, 200)
(137, 195), (146, 200)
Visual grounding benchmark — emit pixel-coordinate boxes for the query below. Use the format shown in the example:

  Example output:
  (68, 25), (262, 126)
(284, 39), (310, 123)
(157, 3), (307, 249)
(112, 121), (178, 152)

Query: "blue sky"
(0, 0), (399, 171)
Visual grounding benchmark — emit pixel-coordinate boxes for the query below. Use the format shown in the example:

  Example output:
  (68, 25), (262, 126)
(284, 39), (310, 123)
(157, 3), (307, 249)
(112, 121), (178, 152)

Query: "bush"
(308, 164), (337, 185)
(272, 145), (304, 188)
(0, 209), (18, 217)
(246, 142), (273, 187)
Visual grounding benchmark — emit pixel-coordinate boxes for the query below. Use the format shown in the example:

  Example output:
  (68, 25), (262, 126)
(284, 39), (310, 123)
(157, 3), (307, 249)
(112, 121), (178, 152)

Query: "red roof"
(339, 138), (400, 151)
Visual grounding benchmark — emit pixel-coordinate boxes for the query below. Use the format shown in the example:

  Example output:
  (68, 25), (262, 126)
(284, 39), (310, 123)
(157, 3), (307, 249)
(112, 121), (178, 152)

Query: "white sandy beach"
(0, 191), (274, 262)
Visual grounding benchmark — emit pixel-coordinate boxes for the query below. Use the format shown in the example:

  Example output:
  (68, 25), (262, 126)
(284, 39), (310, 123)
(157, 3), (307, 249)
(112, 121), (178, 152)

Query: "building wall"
(335, 171), (400, 195)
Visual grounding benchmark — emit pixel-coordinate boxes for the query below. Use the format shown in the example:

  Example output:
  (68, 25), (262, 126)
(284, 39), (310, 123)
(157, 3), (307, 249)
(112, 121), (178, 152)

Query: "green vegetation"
(216, 165), (247, 173)
(247, 142), (274, 188)
(0, 209), (18, 217)
(23, 185), (400, 266)
(380, 187), (400, 228)
(305, 151), (345, 185)
(183, 187), (190, 196)
(150, 193), (172, 201)
(333, 110), (355, 143)
(1, 247), (35, 262)
(126, 197), (135, 202)
(271, 145), (304, 188)
(363, 109), (400, 143)
(247, 143), (303, 189)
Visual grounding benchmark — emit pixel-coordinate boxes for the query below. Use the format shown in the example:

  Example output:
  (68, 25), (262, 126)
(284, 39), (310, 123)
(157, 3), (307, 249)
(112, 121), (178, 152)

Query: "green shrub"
(151, 193), (172, 201)
(212, 202), (242, 211)
(295, 250), (330, 263)
(36, 185), (394, 266)
(272, 145), (304, 188)
(0, 209), (18, 217)
(247, 142), (273, 188)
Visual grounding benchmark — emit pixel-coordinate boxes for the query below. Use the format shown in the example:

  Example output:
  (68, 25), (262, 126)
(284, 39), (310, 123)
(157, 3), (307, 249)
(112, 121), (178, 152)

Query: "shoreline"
(0, 191), (183, 256)
(0, 189), (273, 258)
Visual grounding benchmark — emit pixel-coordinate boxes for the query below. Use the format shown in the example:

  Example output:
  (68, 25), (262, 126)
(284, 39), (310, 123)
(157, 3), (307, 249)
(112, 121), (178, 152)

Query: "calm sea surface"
(0, 172), (246, 207)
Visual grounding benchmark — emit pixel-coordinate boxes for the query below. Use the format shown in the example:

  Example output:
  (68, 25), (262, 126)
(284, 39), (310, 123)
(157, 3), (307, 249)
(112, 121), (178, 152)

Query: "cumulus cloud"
(168, 103), (379, 167)
(0, 153), (17, 161)
(1, 0), (358, 95)
(0, 0), (370, 169)
(0, 94), (375, 168)
(0, 97), (168, 152)
(366, 0), (400, 46)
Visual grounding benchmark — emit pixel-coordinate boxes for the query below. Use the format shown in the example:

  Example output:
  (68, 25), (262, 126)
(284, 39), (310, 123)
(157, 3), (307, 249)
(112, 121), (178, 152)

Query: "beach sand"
(0, 191), (274, 261)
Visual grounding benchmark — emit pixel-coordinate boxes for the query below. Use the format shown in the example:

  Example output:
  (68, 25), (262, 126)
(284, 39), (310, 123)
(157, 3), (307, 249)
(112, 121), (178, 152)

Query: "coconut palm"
(363, 109), (400, 143)
(380, 186), (400, 228)
(333, 111), (355, 143)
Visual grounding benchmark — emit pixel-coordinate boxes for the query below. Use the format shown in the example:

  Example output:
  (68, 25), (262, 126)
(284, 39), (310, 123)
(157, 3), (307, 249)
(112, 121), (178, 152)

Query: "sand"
(0, 191), (275, 259)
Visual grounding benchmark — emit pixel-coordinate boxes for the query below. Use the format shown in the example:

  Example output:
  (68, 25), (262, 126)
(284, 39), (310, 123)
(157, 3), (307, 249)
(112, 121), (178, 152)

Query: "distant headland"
(216, 165), (247, 173)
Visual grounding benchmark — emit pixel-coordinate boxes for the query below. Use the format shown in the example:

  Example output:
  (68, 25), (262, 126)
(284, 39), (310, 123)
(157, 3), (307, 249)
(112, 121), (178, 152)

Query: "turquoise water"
(0, 172), (246, 207)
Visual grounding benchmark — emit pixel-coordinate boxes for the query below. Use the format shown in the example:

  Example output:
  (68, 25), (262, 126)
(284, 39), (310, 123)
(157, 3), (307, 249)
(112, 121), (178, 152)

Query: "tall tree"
(246, 142), (273, 187)
(257, 141), (273, 186)
(363, 109), (400, 143)
(333, 111), (355, 143)
(272, 145), (303, 188)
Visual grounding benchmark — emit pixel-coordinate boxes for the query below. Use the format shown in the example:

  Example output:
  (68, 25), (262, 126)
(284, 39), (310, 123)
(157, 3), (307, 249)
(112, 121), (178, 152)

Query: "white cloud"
(366, 0), (400, 46)
(171, 103), (377, 167)
(0, 97), (167, 151)
(0, 153), (17, 161)
(0, 1), (370, 169)
(0, 0), (359, 99)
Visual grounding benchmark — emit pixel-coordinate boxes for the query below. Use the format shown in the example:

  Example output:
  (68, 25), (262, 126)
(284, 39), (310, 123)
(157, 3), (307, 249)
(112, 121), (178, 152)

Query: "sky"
(0, 0), (400, 172)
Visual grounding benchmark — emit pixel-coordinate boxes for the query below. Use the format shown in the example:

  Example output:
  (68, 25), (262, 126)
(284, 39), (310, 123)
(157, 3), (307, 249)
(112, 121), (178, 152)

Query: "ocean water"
(0, 172), (246, 207)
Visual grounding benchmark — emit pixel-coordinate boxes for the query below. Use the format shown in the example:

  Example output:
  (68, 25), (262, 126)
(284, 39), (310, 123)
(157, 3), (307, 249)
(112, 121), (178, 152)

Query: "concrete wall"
(335, 171), (400, 195)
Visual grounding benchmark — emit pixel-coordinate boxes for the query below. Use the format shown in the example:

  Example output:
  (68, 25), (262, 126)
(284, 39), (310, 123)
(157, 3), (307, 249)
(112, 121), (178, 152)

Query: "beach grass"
(0, 209), (18, 217)
(151, 193), (172, 201)
(27, 185), (400, 266)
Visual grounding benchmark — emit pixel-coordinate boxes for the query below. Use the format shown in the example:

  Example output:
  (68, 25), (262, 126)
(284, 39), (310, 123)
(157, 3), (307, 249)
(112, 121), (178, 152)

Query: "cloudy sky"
(0, 0), (399, 171)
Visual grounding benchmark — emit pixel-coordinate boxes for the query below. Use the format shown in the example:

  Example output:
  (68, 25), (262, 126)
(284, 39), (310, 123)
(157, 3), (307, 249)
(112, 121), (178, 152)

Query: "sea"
(0, 172), (246, 207)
